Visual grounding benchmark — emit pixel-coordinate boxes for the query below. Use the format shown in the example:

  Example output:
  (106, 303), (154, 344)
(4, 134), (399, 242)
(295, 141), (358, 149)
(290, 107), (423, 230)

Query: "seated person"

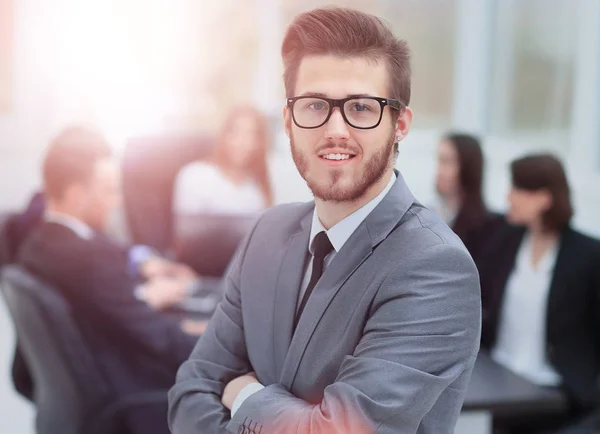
(173, 106), (273, 232)
(17, 126), (206, 434)
(173, 106), (274, 275)
(479, 154), (600, 434)
(1, 190), (220, 312)
(433, 132), (501, 268)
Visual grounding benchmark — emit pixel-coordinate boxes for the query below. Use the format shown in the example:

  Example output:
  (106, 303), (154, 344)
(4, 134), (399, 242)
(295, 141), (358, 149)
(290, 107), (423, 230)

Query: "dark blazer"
(479, 218), (600, 410)
(17, 221), (197, 398)
(0, 191), (45, 267)
(455, 211), (503, 271)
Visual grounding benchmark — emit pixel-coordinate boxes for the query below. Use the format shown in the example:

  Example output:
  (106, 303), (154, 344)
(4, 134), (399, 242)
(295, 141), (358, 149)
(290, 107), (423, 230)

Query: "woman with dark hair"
(435, 133), (498, 265)
(479, 154), (600, 433)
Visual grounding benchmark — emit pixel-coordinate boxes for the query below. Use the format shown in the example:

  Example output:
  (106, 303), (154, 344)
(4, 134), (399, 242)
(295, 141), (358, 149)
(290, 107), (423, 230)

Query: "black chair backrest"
(122, 135), (214, 253)
(0, 265), (113, 434)
(0, 212), (13, 266)
(176, 213), (258, 277)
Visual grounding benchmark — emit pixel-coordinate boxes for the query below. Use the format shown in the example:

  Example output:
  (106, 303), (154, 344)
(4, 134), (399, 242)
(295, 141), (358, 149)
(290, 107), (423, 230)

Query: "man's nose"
(324, 108), (350, 142)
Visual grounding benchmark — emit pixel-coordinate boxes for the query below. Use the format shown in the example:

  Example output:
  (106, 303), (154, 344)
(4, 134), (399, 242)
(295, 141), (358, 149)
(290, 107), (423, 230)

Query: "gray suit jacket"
(168, 174), (481, 434)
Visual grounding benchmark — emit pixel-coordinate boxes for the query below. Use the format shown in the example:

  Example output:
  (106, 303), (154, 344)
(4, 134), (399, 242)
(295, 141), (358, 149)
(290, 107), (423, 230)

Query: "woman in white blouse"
(173, 106), (273, 239)
(479, 154), (600, 433)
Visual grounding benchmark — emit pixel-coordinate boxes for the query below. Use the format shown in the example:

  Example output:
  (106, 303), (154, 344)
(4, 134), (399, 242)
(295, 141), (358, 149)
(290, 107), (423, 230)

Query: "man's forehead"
(294, 54), (388, 97)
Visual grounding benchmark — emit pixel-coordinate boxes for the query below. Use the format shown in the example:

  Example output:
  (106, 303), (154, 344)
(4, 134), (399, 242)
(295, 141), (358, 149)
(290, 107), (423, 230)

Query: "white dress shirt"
(174, 161), (266, 215)
(231, 173), (397, 416)
(491, 233), (562, 386)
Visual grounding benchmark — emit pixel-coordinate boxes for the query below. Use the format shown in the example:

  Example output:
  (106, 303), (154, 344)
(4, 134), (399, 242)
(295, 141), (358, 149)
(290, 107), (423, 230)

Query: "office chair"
(175, 212), (258, 277)
(122, 134), (214, 253)
(0, 265), (167, 434)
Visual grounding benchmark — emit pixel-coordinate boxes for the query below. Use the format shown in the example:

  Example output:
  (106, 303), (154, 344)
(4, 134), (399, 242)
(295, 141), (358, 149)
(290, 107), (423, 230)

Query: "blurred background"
(1, 0), (599, 432)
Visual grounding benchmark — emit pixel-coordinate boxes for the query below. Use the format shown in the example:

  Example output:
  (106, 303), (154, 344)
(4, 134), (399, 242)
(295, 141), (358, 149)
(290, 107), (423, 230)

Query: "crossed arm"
(168, 243), (481, 434)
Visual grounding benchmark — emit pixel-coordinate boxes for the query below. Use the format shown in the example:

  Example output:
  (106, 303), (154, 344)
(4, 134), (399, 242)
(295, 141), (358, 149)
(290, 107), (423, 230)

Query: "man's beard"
(290, 133), (396, 203)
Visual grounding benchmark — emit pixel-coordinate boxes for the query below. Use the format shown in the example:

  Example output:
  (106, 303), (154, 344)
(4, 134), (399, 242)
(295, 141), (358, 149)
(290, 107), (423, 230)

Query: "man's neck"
(315, 171), (393, 230)
(45, 202), (81, 221)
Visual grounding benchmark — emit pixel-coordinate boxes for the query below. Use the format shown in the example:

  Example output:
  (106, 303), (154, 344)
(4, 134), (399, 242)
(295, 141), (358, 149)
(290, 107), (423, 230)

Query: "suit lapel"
(280, 225), (373, 388)
(546, 228), (573, 320)
(280, 172), (415, 389)
(272, 210), (312, 378)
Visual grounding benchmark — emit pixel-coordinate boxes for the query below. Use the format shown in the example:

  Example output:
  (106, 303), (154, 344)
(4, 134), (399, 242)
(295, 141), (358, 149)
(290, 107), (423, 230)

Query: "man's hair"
(511, 154), (573, 232)
(42, 126), (113, 200)
(281, 7), (411, 105)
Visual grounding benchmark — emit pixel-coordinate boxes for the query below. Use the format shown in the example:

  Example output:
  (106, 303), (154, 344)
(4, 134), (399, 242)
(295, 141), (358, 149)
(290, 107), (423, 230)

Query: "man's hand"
(169, 262), (198, 281)
(222, 373), (259, 411)
(141, 257), (198, 281)
(140, 277), (188, 310)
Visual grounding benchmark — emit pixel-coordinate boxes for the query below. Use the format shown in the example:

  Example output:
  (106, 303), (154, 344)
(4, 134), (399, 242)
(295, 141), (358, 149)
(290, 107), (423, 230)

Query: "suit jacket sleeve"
(81, 242), (197, 371)
(168, 221), (258, 433)
(228, 243), (481, 434)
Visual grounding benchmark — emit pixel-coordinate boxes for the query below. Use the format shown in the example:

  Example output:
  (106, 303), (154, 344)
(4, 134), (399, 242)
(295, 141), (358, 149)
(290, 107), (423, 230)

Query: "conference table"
(455, 352), (567, 434)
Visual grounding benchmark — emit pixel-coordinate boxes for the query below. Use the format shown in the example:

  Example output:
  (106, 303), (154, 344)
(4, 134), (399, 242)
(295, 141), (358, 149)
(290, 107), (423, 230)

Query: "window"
(489, 0), (577, 149)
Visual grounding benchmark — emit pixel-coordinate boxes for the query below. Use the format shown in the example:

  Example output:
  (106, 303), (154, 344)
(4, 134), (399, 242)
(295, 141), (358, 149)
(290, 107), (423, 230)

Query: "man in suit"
(168, 7), (481, 434)
(17, 126), (205, 434)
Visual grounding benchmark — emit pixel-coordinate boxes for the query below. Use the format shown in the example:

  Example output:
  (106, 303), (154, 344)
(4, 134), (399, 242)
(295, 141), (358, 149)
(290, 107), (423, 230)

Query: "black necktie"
(294, 231), (334, 330)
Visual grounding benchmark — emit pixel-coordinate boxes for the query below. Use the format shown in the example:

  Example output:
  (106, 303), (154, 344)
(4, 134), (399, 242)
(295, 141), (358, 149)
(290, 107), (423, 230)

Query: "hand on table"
(140, 277), (188, 310)
(141, 257), (197, 281)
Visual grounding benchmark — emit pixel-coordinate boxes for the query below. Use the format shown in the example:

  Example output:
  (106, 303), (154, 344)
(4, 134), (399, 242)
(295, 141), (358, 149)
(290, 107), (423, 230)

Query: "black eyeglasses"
(286, 96), (404, 130)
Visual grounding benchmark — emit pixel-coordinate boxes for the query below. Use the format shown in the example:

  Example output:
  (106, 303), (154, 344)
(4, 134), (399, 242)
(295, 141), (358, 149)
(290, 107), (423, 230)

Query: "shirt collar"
(309, 172), (396, 254)
(518, 232), (560, 273)
(45, 211), (94, 240)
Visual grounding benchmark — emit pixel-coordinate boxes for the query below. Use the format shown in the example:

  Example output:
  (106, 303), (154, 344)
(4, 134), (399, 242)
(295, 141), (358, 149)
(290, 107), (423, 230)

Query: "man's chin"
(310, 182), (363, 203)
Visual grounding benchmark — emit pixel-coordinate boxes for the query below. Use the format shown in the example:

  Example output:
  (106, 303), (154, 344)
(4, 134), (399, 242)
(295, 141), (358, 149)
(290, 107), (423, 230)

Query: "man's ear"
(283, 105), (292, 139)
(394, 107), (413, 143)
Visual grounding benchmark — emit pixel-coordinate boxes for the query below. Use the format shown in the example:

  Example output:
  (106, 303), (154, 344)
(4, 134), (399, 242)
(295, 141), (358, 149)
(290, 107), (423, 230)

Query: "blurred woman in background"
(480, 154), (600, 433)
(172, 105), (273, 276)
(174, 105), (273, 221)
(435, 132), (498, 266)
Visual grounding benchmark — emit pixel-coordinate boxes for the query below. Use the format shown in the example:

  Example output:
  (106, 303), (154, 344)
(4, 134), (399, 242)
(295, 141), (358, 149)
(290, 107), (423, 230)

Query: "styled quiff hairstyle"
(281, 7), (411, 106)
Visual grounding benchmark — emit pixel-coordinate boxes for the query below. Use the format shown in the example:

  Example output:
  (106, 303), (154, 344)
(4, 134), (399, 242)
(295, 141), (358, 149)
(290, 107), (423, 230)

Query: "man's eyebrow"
(297, 92), (375, 98)
(298, 92), (328, 98)
(347, 93), (374, 99)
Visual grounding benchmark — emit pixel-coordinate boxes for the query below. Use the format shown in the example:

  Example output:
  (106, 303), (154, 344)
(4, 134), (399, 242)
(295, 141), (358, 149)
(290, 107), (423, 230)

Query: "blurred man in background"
(16, 126), (205, 434)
